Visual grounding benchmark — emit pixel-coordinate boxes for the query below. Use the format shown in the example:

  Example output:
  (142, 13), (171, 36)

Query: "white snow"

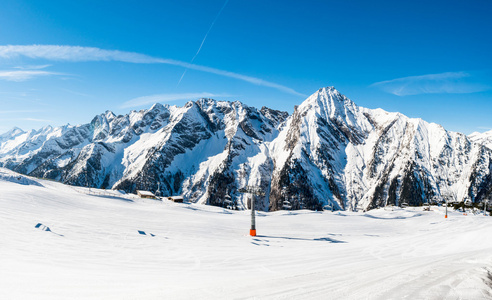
(470, 130), (492, 150)
(1, 168), (492, 299)
(0, 167), (43, 186)
(1, 89), (491, 212)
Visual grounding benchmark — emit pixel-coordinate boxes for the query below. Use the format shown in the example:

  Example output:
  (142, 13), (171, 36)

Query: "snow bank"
(0, 168), (43, 187)
(1, 171), (492, 299)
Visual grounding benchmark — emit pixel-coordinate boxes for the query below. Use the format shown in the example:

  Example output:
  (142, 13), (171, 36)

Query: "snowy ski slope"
(1, 168), (492, 299)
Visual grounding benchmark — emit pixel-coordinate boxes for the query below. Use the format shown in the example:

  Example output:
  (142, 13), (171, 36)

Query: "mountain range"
(1, 87), (491, 211)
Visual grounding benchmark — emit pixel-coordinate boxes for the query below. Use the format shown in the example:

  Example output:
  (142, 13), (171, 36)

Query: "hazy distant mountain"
(1, 87), (491, 211)
(469, 130), (492, 150)
(0, 126), (24, 143)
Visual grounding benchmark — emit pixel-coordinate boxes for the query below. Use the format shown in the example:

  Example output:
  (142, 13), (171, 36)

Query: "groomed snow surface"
(1, 168), (492, 300)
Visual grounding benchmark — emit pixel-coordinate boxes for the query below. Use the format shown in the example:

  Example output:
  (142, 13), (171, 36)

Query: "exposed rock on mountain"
(1, 88), (491, 211)
(469, 130), (492, 150)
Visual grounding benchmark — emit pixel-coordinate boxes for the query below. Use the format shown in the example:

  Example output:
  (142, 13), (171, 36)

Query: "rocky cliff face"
(1, 88), (491, 211)
(470, 130), (492, 150)
(269, 87), (492, 210)
(0, 99), (288, 210)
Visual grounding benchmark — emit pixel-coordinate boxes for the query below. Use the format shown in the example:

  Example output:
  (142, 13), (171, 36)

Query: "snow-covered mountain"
(0, 126), (24, 144)
(0, 100), (288, 211)
(269, 87), (492, 211)
(469, 130), (492, 150)
(1, 87), (491, 211)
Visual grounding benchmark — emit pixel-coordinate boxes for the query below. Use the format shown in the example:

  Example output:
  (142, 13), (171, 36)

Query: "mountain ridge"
(1, 87), (491, 211)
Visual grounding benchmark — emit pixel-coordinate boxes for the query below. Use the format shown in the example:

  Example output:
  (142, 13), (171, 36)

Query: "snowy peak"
(6, 126), (24, 135)
(469, 130), (492, 150)
(0, 127), (24, 142)
(269, 87), (492, 211)
(269, 87), (373, 211)
(0, 97), (290, 211)
(293, 87), (372, 146)
(0, 88), (491, 212)
(194, 98), (288, 141)
(300, 87), (358, 119)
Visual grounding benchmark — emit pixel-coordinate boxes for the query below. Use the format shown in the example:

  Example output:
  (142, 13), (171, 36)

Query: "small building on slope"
(137, 190), (156, 199)
(168, 196), (184, 203)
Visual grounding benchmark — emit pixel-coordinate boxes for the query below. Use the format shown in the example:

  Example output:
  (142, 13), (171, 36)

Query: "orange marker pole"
(445, 200), (448, 219)
(250, 195), (256, 236)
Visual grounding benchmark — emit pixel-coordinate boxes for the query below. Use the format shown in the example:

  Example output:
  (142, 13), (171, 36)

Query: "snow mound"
(2, 174), (492, 299)
(0, 168), (43, 187)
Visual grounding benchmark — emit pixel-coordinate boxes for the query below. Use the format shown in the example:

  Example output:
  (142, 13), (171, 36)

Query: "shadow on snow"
(255, 235), (346, 243)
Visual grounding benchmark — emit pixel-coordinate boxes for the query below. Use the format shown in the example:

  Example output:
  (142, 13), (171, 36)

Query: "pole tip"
(250, 229), (256, 236)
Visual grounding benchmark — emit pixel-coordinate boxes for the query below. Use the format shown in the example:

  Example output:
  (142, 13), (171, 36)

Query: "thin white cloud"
(0, 45), (160, 63)
(0, 70), (61, 82)
(0, 45), (306, 97)
(371, 72), (490, 96)
(1, 117), (52, 123)
(21, 118), (52, 122)
(59, 88), (92, 97)
(0, 110), (44, 114)
(121, 92), (235, 109)
(14, 64), (52, 70)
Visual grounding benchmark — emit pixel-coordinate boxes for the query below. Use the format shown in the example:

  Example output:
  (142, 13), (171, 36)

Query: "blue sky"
(0, 0), (491, 134)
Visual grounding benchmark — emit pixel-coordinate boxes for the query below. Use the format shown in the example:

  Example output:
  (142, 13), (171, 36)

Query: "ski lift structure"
(85, 167), (92, 193)
(223, 194), (234, 210)
(441, 193), (458, 219)
(155, 182), (161, 198)
(282, 200), (292, 210)
(323, 202), (335, 212)
(297, 194), (306, 210)
(384, 204), (395, 211)
(238, 185), (265, 236)
(423, 196), (437, 211)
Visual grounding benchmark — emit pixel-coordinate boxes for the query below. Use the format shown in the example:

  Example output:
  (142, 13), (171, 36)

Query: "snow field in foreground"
(1, 173), (492, 299)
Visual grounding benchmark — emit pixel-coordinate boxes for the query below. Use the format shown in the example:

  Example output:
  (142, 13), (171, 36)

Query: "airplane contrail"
(177, 0), (229, 86)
